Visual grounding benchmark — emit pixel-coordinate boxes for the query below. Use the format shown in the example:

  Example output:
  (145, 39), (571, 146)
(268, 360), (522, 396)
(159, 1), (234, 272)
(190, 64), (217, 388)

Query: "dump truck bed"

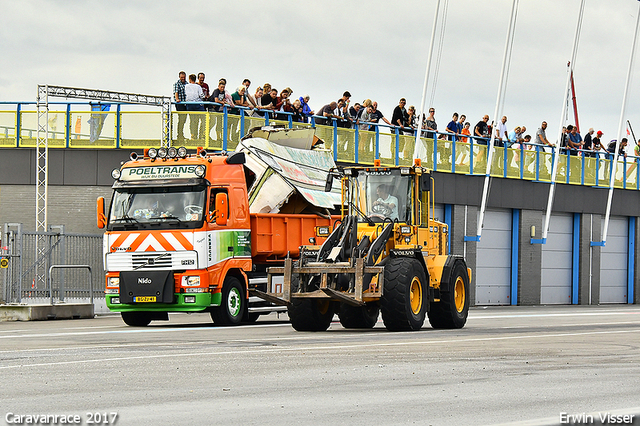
(249, 213), (337, 264)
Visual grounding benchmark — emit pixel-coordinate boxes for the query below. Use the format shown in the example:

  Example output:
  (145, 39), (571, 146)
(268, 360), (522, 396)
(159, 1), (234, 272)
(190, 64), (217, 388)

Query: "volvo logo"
(138, 277), (152, 285)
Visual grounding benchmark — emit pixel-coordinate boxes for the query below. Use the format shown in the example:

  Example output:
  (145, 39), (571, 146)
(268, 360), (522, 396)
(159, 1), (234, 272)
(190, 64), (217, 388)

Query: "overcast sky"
(2, 0), (640, 144)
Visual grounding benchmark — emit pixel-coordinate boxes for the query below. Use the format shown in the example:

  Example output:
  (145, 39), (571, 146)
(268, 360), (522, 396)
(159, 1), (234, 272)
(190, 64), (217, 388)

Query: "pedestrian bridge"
(0, 101), (636, 191)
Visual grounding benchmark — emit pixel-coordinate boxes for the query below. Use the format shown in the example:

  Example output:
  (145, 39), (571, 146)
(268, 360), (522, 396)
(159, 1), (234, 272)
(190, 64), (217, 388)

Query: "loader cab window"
(356, 170), (412, 224)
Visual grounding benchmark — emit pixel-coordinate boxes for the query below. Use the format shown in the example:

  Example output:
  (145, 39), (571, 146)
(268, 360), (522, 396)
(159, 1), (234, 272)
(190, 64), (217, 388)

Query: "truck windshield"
(353, 170), (412, 224)
(108, 185), (206, 230)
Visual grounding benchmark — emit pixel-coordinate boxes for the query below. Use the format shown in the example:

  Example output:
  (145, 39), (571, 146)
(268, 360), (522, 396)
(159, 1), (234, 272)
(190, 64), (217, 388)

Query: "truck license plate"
(134, 296), (156, 303)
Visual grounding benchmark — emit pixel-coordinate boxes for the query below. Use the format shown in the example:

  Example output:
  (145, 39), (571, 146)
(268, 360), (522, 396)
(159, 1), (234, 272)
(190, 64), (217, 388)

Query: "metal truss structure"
(34, 85), (171, 288)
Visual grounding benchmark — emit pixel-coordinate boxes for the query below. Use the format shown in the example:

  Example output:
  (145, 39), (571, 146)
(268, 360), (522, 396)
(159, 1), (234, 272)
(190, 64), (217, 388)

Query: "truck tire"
(338, 303), (379, 329)
(380, 257), (426, 331)
(210, 276), (245, 326)
(121, 311), (152, 327)
(428, 260), (469, 329)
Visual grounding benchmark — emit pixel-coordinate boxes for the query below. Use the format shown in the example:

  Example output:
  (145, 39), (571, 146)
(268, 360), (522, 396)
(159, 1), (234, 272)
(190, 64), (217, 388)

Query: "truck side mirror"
(97, 197), (107, 229)
(214, 193), (228, 226)
(420, 172), (432, 194)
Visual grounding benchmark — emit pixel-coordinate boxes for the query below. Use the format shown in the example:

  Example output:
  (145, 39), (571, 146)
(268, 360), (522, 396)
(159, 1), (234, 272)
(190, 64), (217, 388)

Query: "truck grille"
(131, 253), (173, 269)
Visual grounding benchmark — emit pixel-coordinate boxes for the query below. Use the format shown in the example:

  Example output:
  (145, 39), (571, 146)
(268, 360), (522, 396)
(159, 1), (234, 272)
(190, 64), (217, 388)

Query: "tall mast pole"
(474, 0), (519, 240)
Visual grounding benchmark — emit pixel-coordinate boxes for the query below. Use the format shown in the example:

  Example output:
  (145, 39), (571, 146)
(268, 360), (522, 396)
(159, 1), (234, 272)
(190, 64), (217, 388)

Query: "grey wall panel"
(476, 209), (511, 305)
(541, 214), (572, 304)
(600, 217), (628, 303)
(0, 185), (112, 234)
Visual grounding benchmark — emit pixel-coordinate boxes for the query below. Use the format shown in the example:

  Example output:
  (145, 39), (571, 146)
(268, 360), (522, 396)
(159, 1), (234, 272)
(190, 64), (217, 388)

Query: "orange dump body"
(250, 213), (338, 263)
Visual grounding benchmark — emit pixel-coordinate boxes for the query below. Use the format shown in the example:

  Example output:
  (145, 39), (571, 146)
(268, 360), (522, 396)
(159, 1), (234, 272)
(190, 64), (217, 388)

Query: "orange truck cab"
(98, 143), (337, 327)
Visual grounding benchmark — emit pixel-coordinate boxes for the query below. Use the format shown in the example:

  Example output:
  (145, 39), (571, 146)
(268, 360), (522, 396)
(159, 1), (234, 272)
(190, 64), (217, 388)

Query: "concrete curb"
(0, 304), (94, 321)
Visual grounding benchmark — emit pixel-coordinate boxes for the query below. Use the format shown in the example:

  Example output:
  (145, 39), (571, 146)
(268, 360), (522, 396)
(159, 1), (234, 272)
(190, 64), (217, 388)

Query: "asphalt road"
(1, 305), (640, 426)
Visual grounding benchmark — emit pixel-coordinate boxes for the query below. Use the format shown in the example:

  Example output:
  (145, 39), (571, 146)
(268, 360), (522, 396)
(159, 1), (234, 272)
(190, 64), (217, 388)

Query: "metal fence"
(1, 223), (103, 304)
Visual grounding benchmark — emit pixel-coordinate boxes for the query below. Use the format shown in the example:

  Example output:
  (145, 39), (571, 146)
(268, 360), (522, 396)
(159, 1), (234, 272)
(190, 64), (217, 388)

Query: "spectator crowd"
(173, 70), (639, 162)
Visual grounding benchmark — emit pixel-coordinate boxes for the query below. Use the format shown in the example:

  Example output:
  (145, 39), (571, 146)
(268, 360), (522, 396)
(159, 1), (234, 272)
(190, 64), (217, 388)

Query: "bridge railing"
(0, 102), (636, 190)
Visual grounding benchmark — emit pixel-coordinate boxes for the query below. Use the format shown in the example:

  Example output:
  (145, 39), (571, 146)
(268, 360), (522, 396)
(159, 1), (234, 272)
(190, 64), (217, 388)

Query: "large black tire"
(288, 298), (335, 331)
(380, 257), (427, 331)
(338, 303), (380, 329)
(428, 260), (470, 329)
(210, 276), (245, 326)
(121, 311), (152, 327)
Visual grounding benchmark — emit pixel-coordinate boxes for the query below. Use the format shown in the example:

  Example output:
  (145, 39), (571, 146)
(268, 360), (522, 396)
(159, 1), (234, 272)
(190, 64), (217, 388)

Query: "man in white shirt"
(372, 184), (399, 220)
(185, 74), (204, 140)
(496, 115), (508, 147)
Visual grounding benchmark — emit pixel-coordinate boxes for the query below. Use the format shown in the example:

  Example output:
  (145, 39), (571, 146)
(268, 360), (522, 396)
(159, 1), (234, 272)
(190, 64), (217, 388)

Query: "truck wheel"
(338, 303), (379, 329)
(288, 299), (335, 331)
(210, 276), (245, 326)
(380, 257), (426, 331)
(428, 260), (469, 329)
(121, 311), (152, 327)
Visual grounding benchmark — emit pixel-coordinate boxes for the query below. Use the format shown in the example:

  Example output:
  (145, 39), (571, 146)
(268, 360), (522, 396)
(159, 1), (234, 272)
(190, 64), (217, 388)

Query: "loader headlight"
(399, 226), (412, 235)
(316, 226), (330, 237)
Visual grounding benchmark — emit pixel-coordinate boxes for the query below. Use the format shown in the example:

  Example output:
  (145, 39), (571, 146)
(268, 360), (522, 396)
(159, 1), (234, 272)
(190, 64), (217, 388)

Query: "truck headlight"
(183, 276), (200, 287)
(111, 169), (121, 180)
(108, 277), (120, 288)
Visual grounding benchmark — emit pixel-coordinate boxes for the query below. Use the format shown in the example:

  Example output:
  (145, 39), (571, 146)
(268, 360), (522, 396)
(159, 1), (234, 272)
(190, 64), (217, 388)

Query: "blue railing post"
(222, 106), (228, 151)
(503, 143), (507, 178)
(394, 128), (400, 166)
(535, 146), (540, 181)
(581, 150), (585, 185)
(375, 125), (380, 160)
(116, 104), (121, 148)
(451, 137), (456, 173)
(469, 139), (474, 175)
(240, 110), (245, 137)
(354, 125), (359, 164)
(519, 145), (524, 179)
(15, 103), (21, 147)
(433, 135), (438, 171)
(333, 119), (338, 162)
(66, 103), (71, 147)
